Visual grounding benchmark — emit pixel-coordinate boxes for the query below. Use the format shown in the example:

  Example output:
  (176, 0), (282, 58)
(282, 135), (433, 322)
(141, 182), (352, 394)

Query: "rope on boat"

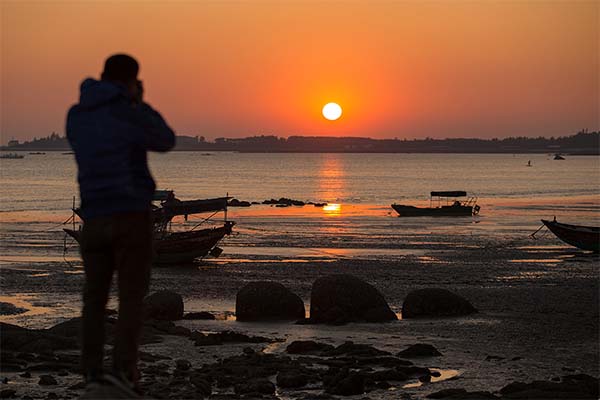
(188, 210), (221, 231)
(31, 214), (76, 233)
(227, 225), (353, 259)
(236, 225), (293, 235)
(62, 231), (76, 269)
(530, 223), (547, 239)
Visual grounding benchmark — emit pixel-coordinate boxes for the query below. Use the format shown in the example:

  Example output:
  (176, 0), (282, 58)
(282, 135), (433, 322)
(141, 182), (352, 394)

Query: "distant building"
(7, 139), (19, 147)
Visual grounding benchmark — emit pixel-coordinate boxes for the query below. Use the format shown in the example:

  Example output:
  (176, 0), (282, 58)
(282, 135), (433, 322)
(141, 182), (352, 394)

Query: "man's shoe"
(79, 374), (140, 399)
(102, 373), (141, 398)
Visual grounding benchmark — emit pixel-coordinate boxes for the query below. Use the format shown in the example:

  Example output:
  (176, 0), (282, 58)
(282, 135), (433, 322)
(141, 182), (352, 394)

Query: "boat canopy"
(161, 197), (231, 216)
(431, 191), (467, 197)
(154, 190), (174, 201)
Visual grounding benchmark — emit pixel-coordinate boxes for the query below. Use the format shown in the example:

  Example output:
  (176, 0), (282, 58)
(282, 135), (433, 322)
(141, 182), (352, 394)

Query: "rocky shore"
(1, 316), (598, 399)
(1, 272), (598, 399)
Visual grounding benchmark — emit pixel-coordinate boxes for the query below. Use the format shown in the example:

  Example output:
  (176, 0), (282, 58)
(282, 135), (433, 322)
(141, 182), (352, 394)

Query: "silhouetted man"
(66, 54), (175, 396)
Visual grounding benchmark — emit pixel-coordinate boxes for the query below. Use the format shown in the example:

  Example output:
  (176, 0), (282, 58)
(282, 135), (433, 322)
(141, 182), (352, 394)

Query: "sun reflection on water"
(318, 154), (346, 206)
(322, 203), (342, 215)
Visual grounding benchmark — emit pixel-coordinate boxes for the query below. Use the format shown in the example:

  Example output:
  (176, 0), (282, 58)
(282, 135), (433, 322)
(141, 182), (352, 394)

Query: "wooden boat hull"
(153, 224), (233, 264)
(541, 219), (599, 252)
(391, 204), (473, 217)
(64, 222), (234, 264)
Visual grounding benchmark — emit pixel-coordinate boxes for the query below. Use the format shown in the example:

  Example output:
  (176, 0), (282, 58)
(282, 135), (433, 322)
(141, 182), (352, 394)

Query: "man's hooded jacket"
(66, 78), (175, 219)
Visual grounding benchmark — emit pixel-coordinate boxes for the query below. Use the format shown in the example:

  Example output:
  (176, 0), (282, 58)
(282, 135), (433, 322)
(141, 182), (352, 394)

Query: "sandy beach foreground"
(1, 225), (598, 399)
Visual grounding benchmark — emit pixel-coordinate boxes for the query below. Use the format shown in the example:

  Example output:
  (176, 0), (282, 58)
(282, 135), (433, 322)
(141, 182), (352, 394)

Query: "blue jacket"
(66, 78), (175, 220)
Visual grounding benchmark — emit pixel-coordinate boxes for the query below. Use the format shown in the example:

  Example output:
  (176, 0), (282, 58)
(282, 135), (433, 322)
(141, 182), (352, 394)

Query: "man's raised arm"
(132, 102), (176, 152)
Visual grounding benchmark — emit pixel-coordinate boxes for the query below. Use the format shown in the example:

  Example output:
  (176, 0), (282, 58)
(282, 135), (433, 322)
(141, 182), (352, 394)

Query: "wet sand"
(1, 211), (599, 398)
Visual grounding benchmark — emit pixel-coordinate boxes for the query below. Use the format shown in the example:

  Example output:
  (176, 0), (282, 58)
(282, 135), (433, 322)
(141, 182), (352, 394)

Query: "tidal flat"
(1, 225), (598, 399)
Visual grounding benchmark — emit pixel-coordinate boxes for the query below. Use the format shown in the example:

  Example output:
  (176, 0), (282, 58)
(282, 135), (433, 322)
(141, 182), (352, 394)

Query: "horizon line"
(3, 129), (598, 146)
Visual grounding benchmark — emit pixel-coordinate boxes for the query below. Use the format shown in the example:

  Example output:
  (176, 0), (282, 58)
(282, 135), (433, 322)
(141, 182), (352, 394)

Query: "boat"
(392, 191), (480, 217)
(540, 218), (599, 252)
(0, 153), (24, 159)
(554, 154), (565, 160)
(64, 191), (235, 264)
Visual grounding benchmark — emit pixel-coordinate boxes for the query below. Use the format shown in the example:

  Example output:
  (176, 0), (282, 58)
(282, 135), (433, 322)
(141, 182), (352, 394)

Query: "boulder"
(367, 368), (408, 382)
(401, 288), (476, 318)
(0, 322), (77, 354)
(234, 378), (275, 395)
(277, 371), (309, 388)
(324, 368), (365, 396)
(0, 302), (27, 316)
(0, 389), (16, 399)
(310, 274), (397, 324)
(192, 330), (275, 346)
(398, 343), (442, 358)
(286, 340), (335, 355)
(236, 281), (305, 321)
(327, 341), (391, 357)
(427, 388), (468, 399)
(144, 290), (184, 321)
(396, 365), (432, 377)
(182, 312), (215, 320)
(228, 199), (251, 207)
(38, 375), (57, 385)
(46, 318), (83, 338)
(500, 374), (599, 399)
(47, 317), (116, 343)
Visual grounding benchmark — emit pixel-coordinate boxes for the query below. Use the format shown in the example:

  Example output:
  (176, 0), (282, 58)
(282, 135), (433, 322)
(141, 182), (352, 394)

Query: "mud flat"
(1, 194), (599, 398)
(1, 235), (599, 399)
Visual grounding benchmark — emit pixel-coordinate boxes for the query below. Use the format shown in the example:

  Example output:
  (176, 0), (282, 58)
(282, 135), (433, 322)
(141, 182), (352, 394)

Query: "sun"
(322, 102), (342, 121)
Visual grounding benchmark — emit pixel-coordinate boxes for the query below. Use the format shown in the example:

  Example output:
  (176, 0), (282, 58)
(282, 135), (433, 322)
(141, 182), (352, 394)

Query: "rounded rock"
(277, 371), (309, 388)
(310, 274), (397, 324)
(398, 343), (442, 358)
(38, 375), (57, 386)
(401, 288), (476, 318)
(236, 281), (305, 322)
(144, 290), (184, 321)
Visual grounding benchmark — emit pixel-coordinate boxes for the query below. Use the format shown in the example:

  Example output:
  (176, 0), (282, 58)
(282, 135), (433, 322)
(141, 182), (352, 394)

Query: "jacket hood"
(78, 78), (127, 109)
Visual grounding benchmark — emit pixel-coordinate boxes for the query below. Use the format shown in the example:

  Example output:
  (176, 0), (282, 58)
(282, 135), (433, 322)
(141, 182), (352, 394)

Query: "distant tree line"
(5, 132), (68, 150)
(176, 130), (599, 153)
(3, 130), (598, 154)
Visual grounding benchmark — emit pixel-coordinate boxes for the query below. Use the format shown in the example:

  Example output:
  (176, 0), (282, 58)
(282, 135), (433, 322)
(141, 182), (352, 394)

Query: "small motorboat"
(554, 154), (565, 160)
(392, 191), (480, 217)
(540, 218), (599, 252)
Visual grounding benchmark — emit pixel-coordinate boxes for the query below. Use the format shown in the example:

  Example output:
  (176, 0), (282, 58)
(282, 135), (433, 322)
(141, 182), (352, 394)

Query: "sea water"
(1, 152), (598, 258)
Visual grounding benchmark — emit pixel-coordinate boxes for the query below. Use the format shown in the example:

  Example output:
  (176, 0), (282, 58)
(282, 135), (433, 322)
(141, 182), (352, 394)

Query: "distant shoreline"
(1, 149), (598, 155)
(2, 130), (598, 155)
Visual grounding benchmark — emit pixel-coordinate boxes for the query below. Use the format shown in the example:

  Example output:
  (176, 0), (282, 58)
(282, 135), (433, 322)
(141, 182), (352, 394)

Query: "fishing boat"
(553, 154), (565, 160)
(64, 191), (235, 264)
(0, 153), (24, 159)
(392, 191), (480, 217)
(540, 218), (599, 252)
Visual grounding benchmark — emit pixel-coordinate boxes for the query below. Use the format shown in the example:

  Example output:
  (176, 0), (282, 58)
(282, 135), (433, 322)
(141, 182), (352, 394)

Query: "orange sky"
(1, 1), (598, 142)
